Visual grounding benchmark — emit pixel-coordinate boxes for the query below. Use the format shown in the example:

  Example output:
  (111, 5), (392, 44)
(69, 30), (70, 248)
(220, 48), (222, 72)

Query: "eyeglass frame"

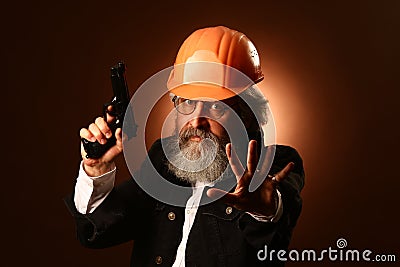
(170, 94), (240, 119)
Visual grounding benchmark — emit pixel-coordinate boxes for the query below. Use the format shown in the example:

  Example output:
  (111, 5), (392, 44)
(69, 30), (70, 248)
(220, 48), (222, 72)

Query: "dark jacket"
(65, 140), (304, 266)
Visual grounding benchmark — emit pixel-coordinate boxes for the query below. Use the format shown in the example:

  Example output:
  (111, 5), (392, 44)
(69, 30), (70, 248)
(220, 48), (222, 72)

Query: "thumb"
(275, 162), (295, 183)
(207, 188), (237, 205)
(115, 128), (124, 146)
(206, 188), (227, 199)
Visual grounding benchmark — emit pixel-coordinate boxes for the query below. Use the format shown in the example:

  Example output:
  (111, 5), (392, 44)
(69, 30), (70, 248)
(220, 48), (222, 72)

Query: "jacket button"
(155, 255), (163, 264)
(226, 206), (233, 215)
(168, 212), (176, 221)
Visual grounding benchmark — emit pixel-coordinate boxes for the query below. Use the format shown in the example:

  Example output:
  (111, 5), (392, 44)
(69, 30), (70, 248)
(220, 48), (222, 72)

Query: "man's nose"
(188, 102), (210, 129)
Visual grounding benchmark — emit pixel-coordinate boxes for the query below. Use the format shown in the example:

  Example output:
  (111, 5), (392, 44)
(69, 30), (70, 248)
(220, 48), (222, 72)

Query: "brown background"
(3, 0), (399, 266)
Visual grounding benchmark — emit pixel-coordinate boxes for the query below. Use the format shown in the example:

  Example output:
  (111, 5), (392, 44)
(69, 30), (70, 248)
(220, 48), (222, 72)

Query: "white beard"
(165, 127), (230, 184)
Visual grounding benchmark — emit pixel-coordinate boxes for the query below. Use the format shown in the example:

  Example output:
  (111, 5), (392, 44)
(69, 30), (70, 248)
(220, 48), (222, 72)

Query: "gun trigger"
(103, 102), (115, 119)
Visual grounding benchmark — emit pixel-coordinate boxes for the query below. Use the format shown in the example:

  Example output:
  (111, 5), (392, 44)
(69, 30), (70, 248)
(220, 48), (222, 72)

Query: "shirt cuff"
(246, 189), (283, 223)
(74, 161), (116, 214)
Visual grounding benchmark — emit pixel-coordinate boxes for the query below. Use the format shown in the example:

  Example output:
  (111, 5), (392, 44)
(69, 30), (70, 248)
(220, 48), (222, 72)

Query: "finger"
(274, 162), (295, 182)
(240, 140), (260, 192)
(79, 128), (96, 142)
(226, 143), (245, 181)
(258, 145), (275, 177)
(115, 128), (122, 142)
(115, 128), (124, 150)
(206, 188), (237, 205)
(95, 117), (112, 139)
(105, 105), (116, 124)
(246, 140), (258, 174)
(88, 121), (106, 144)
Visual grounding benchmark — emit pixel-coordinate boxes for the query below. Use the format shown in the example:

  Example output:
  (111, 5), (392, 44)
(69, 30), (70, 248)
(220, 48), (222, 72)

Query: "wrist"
(247, 189), (282, 222)
(257, 189), (279, 217)
(83, 161), (115, 177)
(269, 189), (279, 215)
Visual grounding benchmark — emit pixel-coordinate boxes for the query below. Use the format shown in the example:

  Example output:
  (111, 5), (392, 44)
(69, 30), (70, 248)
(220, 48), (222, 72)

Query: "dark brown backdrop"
(3, 0), (399, 266)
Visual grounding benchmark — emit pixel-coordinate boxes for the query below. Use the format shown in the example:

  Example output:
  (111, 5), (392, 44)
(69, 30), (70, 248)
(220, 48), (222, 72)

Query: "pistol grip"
(81, 136), (116, 159)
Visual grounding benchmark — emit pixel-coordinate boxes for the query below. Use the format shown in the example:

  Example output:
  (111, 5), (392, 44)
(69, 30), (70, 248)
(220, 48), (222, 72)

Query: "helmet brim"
(169, 83), (247, 100)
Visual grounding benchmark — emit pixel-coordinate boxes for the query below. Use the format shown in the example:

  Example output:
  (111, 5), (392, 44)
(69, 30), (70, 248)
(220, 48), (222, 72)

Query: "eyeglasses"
(171, 95), (227, 119)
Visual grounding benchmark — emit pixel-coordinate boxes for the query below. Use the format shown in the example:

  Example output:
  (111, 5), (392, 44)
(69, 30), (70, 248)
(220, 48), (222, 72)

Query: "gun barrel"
(110, 62), (137, 138)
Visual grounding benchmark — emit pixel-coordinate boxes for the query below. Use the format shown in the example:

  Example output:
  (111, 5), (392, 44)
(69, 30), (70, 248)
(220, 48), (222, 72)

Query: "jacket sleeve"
(64, 141), (164, 249)
(238, 145), (305, 250)
(64, 177), (154, 249)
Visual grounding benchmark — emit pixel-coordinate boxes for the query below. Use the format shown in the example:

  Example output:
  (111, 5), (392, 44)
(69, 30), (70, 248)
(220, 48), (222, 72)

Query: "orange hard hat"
(167, 26), (263, 100)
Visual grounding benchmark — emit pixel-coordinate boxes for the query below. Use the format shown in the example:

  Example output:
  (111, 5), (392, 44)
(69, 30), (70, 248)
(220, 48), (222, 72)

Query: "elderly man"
(65, 26), (304, 266)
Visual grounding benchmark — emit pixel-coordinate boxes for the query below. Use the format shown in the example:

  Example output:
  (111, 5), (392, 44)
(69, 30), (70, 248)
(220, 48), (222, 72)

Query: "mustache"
(179, 127), (212, 143)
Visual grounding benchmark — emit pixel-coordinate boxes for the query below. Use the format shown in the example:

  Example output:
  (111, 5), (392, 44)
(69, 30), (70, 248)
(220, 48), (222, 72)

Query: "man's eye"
(211, 103), (223, 110)
(184, 99), (194, 105)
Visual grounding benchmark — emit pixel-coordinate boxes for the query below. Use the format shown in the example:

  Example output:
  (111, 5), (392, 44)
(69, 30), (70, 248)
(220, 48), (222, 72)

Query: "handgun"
(82, 62), (137, 159)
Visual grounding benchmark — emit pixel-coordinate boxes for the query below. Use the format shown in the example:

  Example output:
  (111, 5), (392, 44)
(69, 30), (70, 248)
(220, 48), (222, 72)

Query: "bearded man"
(65, 26), (304, 267)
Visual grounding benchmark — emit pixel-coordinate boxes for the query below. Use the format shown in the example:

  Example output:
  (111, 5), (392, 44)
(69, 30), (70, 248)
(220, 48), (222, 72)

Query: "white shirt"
(172, 181), (209, 267)
(74, 162), (283, 266)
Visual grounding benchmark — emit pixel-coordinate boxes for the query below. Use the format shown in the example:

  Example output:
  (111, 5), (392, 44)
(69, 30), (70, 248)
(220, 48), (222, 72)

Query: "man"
(65, 26), (304, 266)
